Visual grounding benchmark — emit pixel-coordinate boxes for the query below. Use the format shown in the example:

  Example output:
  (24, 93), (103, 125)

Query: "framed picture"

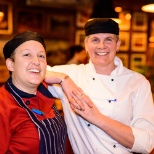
(119, 11), (131, 31)
(0, 39), (9, 83)
(0, 39), (8, 60)
(116, 53), (129, 68)
(75, 30), (85, 47)
(149, 19), (154, 43)
(130, 54), (146, 73)
(16, 9), (45, 34)
(131, 33), (147, 52)
(0, 2), (13, 34)
(132, 12), (148, 31)
(46, 13), (74, 39)
(76, 10), (91, 28)
(119, 32), (130, 51)
(146, 45), (154, 65)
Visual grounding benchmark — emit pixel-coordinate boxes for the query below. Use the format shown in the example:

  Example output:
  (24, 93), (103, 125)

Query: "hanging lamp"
(141, 0), (154, 13)
(90, 0), (121, 23)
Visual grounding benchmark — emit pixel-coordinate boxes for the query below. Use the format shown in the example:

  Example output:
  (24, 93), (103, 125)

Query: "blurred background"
(0, 0), (154, 96)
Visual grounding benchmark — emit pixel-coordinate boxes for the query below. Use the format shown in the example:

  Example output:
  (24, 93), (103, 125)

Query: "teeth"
(96, 52), (108, 56)
(28, 69), (40, 73)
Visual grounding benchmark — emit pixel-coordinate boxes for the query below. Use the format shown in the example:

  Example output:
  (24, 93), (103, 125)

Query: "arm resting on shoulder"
(45, 70), (93, 110)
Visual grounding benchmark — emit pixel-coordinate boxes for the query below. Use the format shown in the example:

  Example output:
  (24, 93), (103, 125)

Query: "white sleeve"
(48, 84), (67, 100)
(129, 79), (154, 153)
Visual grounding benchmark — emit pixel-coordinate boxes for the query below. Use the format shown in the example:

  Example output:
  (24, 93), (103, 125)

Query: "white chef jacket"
(47, 56), (154, 154)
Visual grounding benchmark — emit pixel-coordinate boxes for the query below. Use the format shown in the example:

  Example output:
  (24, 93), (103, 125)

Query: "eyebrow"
(105, 36), (115, 39)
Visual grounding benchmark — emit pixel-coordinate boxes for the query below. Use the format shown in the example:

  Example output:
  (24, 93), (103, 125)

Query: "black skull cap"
(3, 31), (46, 59)
(84, 18), (119, 36)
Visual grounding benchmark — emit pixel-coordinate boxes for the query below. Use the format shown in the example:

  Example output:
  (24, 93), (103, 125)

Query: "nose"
(97, 41), (106, 49)
(32, 56), (40, 65)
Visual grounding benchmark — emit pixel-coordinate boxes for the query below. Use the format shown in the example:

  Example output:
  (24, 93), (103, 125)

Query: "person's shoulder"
(66, 63), (87, 71)
(47, 64), (87, 75)
(123, 67), (148, 82)
(0, 85), (14, 105)
(0, 84), (6, 95)
(49, 63), (86, 69)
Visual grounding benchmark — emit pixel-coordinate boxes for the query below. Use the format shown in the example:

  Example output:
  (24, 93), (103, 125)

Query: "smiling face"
(84, 33), (121, 74)
(6, 40), (47, 94)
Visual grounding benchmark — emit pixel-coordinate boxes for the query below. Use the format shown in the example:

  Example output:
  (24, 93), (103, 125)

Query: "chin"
(29, 79), (42, 86)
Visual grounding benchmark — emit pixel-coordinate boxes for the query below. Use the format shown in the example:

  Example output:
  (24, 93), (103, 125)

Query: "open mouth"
(96, 52), (108, 56)
(28, 69), (40, 73)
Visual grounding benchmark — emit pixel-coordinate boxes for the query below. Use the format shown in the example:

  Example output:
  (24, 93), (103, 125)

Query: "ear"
(6, 58), (14, 72)
(84, 39), (88, 52)
(116, 39), (121, 52)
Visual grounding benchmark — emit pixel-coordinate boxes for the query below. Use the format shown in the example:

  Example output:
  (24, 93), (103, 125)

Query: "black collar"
(5, 77), (54, 99)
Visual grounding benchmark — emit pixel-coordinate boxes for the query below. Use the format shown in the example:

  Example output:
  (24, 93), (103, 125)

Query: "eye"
(104, 37), (115, 43)
(106, 38), (112, 41)
(39, 54), (45, 59)
(24, 53), (30, 57)
(91, 37), (99, 43)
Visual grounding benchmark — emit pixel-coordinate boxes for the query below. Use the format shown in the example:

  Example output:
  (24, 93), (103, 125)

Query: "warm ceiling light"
(125, 13), (131, 20)
(141, 0), (154, 13)
(115, 7), (122, 13)
(149, 36), (154, 42)
(0, 12), (4, 18)
(0, 12), (4, 22)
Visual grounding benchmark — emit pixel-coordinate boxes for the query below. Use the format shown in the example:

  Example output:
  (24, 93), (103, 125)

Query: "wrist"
(59, 75), (69, 84)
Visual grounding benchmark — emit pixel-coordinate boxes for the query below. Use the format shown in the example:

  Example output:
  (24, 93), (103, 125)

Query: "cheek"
(87, 44), (96, 52)
(42, 61), (47, 67)
(87, 47), (95, 57)
(109, 45), (117, 52)
(14, 60), (24, 68)
(41, 63), (47, 71)
(43, 65), (47, 71)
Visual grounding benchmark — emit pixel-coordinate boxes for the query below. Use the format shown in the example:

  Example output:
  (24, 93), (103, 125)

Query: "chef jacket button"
(111, 79), (114, 81)
(113, 145), (116, 148)
(87, 124), (90, 127)
(26, 100), (30, 105)
(92, 78), (95, 80)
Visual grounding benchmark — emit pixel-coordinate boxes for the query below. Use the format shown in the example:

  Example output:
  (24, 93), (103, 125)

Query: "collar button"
(25, 100), (30, 105)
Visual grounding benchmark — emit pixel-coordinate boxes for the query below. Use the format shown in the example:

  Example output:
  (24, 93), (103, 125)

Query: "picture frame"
(149, 19), (154, 42)
(46, 13), (74, 39)
(0, 39), (8, 60)
(16, 9), (45, 34)
(0, 2), (13, 34)
(116, 53), (129, 68)
(119, 32), (130, 51)
(76, 10), (91, 28)
(132, 12), (148, 31)
(75, 30), (85, 47)
(130, 54), (146, 73)
(131, 33), (147, 52)
(0, 39), (9, 83)
(146, 45), (154, 65)
(119, 11), (131, 31)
